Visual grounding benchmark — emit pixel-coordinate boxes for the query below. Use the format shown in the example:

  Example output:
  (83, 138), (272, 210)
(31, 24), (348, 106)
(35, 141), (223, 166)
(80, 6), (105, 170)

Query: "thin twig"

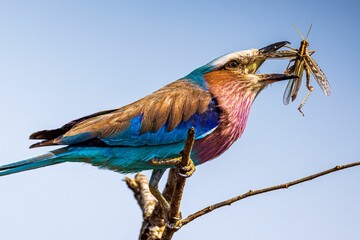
(161, 128), (195, 240)
(182, 161), (360, 226)
(169, 127), (195, 220)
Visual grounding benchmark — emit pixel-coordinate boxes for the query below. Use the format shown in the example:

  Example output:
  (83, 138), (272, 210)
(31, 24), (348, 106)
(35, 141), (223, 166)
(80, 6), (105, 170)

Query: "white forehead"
(210, 49), (259, 67)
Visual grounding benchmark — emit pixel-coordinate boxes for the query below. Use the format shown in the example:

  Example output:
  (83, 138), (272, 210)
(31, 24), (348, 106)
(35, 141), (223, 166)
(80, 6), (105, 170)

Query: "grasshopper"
(283, 25), (331, 116)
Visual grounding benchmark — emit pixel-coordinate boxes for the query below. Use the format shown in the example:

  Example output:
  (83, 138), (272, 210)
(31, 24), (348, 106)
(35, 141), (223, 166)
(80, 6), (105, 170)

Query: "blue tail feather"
(0, 149), (68, 177)
(0, 143), (194, 176)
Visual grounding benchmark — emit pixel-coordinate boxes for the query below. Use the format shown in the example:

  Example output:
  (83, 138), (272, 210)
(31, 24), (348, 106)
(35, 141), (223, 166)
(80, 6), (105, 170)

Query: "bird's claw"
(178, 160), (196, 178)
(165, 216), (183, 229)
(150, 157), (196, 178)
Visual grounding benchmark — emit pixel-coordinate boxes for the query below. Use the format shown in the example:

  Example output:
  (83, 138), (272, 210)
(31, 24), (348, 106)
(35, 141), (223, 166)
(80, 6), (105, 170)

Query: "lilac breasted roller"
(0, 41), (296, 212)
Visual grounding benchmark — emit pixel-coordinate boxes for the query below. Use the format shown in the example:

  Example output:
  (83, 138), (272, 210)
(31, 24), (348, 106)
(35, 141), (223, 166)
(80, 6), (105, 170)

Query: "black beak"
(259, 41), (290, 54)
(257, 73), (299, 83)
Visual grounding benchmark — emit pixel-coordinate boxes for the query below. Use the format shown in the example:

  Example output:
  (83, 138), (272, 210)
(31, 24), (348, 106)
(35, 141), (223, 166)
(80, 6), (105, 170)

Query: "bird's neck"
(194, 75), (256, 164)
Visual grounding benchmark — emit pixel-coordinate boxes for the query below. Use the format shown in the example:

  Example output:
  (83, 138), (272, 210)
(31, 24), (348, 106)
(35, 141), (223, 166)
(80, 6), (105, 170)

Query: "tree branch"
(125, 127), (360, 239)
(161, 127), (195, 240)
(125, 128), (195, 240)
(124, 173), (156, 219)
(181, 161), (360, 226)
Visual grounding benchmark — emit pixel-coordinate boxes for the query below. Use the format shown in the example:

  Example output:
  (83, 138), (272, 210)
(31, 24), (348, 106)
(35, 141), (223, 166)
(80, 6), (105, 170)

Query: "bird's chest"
(193, 92), (255, 164)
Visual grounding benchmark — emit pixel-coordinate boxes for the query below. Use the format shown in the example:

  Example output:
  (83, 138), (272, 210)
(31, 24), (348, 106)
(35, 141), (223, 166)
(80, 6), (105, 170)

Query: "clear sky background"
(0, 1), (359, 239)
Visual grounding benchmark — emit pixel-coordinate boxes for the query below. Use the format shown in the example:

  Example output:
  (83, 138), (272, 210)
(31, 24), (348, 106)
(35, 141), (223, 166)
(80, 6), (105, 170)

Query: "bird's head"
(186, 41), (297, 97)
(185, 42), (298, 163)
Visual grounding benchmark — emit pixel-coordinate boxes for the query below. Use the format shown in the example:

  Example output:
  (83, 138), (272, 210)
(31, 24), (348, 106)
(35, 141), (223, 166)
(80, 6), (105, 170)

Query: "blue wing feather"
(30, 80), (219, 149)
(102, 101), (219, 146)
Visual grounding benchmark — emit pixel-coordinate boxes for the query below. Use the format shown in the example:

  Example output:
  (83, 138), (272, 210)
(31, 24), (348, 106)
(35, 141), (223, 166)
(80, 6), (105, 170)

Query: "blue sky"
(0, 1), (359, 239)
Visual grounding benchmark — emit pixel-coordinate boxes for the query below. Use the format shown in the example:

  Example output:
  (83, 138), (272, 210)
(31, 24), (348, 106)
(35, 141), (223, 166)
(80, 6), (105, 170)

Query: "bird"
(0, 41), (296, 213)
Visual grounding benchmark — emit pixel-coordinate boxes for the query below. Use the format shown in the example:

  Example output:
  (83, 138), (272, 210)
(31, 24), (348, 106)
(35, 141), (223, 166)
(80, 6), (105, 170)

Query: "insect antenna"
(293, 24), (305, 40)
(305, 23), (313, 40)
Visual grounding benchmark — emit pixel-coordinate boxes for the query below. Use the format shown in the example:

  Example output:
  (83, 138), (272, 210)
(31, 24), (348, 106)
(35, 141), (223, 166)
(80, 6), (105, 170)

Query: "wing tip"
(29, 131), (45, 139)
(29, 140), (59, 149)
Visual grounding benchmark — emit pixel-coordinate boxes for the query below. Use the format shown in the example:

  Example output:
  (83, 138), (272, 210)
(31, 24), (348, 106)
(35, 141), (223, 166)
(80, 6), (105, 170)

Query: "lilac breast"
(193, 90), (256, 164)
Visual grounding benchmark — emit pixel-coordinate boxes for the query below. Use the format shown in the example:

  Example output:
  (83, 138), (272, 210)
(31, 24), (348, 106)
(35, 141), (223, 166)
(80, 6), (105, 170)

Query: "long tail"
(0, 148), (68, 177)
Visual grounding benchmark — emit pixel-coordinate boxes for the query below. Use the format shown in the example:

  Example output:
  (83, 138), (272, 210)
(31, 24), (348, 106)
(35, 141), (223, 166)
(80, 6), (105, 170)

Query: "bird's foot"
(150, 156), (196, 178)
(178, 156), (195, 178)
(149, 169), (171, 218)
(165, 215), (183, 229)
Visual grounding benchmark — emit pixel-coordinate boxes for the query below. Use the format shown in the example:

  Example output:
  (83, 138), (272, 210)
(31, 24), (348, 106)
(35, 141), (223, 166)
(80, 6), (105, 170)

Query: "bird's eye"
(225, 60), (240, 69)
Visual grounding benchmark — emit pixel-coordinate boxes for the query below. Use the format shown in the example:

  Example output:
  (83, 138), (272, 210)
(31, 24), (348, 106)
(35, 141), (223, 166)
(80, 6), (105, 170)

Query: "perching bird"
(0, 41), (296, 211)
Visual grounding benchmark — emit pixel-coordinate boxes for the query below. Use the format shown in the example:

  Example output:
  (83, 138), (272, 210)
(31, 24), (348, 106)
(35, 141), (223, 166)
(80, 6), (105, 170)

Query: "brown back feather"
(30, 80), (212, 148)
